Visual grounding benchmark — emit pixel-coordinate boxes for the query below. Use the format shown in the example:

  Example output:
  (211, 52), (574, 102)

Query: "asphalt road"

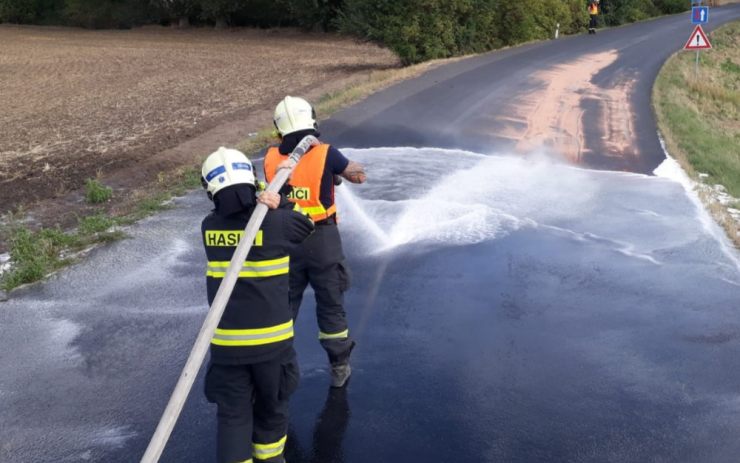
(2, 8), (740, 463)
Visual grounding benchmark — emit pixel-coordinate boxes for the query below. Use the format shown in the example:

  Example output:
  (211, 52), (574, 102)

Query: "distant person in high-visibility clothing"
(263, 96), (367, 388)
(201, 147), (314, 463)
(588, 0), (600, 34)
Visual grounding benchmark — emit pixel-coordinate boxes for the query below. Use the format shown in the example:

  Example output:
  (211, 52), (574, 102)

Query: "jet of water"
(337, 184), (390, 249)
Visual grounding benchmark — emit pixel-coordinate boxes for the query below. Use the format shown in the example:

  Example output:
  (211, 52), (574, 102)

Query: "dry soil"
(0, 25), (398, 219)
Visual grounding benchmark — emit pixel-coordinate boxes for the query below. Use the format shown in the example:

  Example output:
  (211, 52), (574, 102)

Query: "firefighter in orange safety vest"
(201, 147), (315, 463)
(263, 96), (367, 388)
(588, 0), (600, 34)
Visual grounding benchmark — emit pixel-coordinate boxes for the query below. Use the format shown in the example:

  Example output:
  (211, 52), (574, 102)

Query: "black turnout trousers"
(289, 222), (354, 365)
(205, 348), (299, 463)
(589, 14), (598, 29)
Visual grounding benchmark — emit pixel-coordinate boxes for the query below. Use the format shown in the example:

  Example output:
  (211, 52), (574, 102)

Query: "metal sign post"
(695, 50), (700, 79)
(683, 24), (712, 80)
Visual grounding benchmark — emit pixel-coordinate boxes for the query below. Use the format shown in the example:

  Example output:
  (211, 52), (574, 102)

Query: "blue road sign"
(692, 6), (709, 24)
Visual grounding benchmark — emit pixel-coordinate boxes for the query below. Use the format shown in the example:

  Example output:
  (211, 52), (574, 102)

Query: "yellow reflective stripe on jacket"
(253, 435), (287, 460)
(301, 205), (327, 215)
(206, 256), (289, 278)
(212, 320), (294, 346)
(318, 329), (349, 340)
(292, 202), (312, 220)
(300, 204), (337, 221)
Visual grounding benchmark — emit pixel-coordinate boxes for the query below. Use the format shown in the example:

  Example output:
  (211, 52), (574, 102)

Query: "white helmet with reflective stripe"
(201, 147), (255, 199)
(273, 96), (317, 136)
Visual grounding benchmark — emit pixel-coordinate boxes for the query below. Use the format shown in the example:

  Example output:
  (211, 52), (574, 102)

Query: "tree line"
(0, 0), (689, 64)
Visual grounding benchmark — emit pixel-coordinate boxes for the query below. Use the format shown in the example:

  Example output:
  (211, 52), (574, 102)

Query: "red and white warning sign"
(684, 25), (712, 50)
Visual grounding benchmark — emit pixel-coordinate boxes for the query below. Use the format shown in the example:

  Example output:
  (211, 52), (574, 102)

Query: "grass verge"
(653, 20), (740, 247)
(0, 57), (450, 292)
(0, 165), (201, 292)
(0, 216), (125, 291)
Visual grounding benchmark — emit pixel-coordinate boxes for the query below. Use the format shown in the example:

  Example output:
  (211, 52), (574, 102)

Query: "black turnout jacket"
(202, 202), (314, 364)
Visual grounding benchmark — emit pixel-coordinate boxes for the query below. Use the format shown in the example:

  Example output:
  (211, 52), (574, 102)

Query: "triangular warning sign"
(684, 25), (712, 50)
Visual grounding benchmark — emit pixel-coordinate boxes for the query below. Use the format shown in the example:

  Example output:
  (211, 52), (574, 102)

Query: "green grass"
(721, 58), (740, 75)
(0, 162), (205, 291)
(654, 21), (740, 197)
(657, 101), (740, 195)
(654, 21), (740, 245)
(85, 178), (113, 204)
(1, 226), (77, 290)
(0, 212), (126, 291)
(78, 213), (118, 235)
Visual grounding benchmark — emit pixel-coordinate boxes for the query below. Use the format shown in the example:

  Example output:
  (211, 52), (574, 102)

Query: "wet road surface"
(2, 7), (740, 463)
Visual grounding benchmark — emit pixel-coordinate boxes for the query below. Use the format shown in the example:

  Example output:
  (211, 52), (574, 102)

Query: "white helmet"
(201, 147), (255, 199)
(273, 96), (317, 136)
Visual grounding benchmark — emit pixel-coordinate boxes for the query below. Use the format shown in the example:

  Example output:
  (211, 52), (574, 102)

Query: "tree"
(0, 0), (37, 23)
(199, 0), (240, 28)
(150, 0), (197, 26)
(0, 0), (65, 24)
(289, 0), (343, 31)
(64, 0), (152, 28)
(654, 0), (689, 14)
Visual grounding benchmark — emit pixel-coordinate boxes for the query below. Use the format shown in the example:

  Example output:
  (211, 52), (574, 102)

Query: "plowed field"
(0, 25), (398, 214)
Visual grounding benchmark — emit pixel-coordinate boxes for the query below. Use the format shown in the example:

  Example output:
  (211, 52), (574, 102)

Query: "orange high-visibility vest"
(588, 3), (598, 14)
(264, 144), (338, 222)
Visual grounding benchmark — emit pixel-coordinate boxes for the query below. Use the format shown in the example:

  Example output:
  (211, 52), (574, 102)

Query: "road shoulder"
(653, 20), (740, 247)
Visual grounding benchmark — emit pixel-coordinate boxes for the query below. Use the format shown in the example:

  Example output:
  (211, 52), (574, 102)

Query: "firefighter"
(201, 147), (314, 463)
(588, 0), (599, 34)
(264, 96), (367, 388)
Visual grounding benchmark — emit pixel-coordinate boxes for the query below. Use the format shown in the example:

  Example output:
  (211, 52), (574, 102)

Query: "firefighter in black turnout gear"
(265, 96), (367, 388)
(201, 147), (314, 463)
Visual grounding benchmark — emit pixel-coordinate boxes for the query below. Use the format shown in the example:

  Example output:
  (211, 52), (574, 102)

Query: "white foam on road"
(0, 194), (207, 463)
(89, 425), (138, 449)
(338, 148), (597, 254)
(337, 147), (740, 276)
(654, 136), (740, 271)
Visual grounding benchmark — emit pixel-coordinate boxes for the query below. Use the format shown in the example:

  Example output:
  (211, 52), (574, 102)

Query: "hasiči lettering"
(287, 187), (310, 201)
(205, 230), (263, 247)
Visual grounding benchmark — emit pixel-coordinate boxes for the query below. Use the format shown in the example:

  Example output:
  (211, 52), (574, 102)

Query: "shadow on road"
(286, 387), (351, 463)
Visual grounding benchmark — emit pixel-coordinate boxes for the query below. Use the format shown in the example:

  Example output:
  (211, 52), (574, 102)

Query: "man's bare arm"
(341, 161), (367, 184)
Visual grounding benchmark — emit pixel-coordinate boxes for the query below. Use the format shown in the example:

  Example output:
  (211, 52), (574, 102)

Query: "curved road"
(2, 8), (740, 463)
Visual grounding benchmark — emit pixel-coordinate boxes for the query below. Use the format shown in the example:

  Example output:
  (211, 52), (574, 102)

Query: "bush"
(339, 0), (602, 64)
(498, 0), (577, 44)
(0, 0), (698, 63)
(199, 0), (238, 25)
(564, 0), (590, 34)
(654, 0), (689, 14)
(601, 0), (661, 26)
(288, 0), (343, 30)
(64, 0), (155, 28)
(150, 0), (198, 25)
(0, 0), (65, 24)
(0, 0), (37, 23)
(338, 0), (504, 65)
(223, 0), (291, 28)
(85, 178), (113, 204)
